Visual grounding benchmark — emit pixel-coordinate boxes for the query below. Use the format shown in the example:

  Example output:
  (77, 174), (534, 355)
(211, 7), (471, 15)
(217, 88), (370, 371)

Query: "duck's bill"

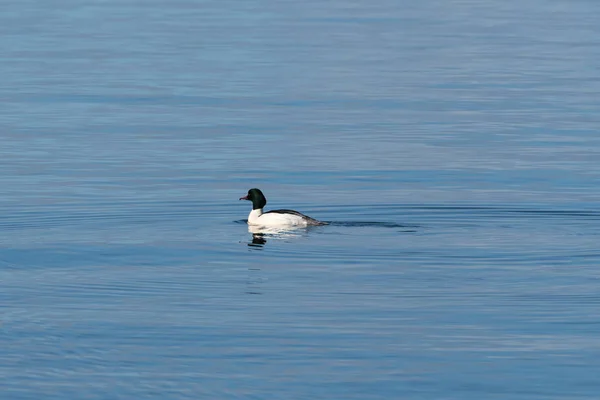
(239, 195), (249, 200)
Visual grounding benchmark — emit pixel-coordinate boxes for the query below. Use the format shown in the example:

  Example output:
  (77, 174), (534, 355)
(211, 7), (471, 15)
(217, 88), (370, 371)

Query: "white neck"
(248, 208), (263, 224)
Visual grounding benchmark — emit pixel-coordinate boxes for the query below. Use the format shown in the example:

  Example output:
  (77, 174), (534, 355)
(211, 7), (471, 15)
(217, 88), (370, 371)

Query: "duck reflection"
(246, 224), (306, 248)
(249, 233), (267, 247)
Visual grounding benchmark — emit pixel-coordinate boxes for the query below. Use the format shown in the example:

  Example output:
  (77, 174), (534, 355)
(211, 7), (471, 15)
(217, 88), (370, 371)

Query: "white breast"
(248, 209), (308, 227)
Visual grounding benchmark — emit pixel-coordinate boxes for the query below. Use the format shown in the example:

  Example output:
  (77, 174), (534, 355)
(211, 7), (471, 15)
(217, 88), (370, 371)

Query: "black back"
(265, 209), (328, 225)
(265, 209), (306, 217)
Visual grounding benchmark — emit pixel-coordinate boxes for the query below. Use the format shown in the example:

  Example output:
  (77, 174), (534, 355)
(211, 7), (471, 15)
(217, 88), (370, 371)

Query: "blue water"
(2, 1), (600, 399)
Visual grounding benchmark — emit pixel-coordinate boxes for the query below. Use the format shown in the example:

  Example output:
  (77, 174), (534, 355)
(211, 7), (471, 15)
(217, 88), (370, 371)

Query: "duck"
(239, 188), (327, 227)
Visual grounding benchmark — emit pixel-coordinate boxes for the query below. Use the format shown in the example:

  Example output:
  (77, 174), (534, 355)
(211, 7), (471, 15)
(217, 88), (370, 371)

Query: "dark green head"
(239, 188), (267, 210)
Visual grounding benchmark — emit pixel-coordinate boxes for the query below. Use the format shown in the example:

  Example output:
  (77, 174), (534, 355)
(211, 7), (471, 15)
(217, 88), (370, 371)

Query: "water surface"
(2, 1), (600, 399)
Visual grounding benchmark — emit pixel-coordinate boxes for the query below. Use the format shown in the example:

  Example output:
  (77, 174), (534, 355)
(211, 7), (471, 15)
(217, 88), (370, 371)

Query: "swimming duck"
(239, 188), (327, 227)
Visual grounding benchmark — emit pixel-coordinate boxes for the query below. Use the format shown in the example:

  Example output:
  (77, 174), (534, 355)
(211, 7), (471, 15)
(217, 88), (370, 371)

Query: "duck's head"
(240, 188), (267, 210)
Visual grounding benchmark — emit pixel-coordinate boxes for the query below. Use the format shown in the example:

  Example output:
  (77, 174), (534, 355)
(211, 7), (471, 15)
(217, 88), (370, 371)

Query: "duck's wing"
(265, 209), (328, 226)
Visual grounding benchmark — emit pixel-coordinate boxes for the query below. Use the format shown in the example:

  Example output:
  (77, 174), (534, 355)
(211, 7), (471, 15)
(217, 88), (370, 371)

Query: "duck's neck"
(248, 208), (263, 224)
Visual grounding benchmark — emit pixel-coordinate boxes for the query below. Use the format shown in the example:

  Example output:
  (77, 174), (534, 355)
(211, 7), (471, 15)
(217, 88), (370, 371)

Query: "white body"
(248, 209), (309, 227)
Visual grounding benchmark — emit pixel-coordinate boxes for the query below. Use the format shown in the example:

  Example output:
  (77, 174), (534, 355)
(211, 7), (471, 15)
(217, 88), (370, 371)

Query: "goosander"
(239, 188), (327, 227)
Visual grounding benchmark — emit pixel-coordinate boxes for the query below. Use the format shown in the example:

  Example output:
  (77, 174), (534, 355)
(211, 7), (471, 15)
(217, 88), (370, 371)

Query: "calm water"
(2, 1), (600, 399)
